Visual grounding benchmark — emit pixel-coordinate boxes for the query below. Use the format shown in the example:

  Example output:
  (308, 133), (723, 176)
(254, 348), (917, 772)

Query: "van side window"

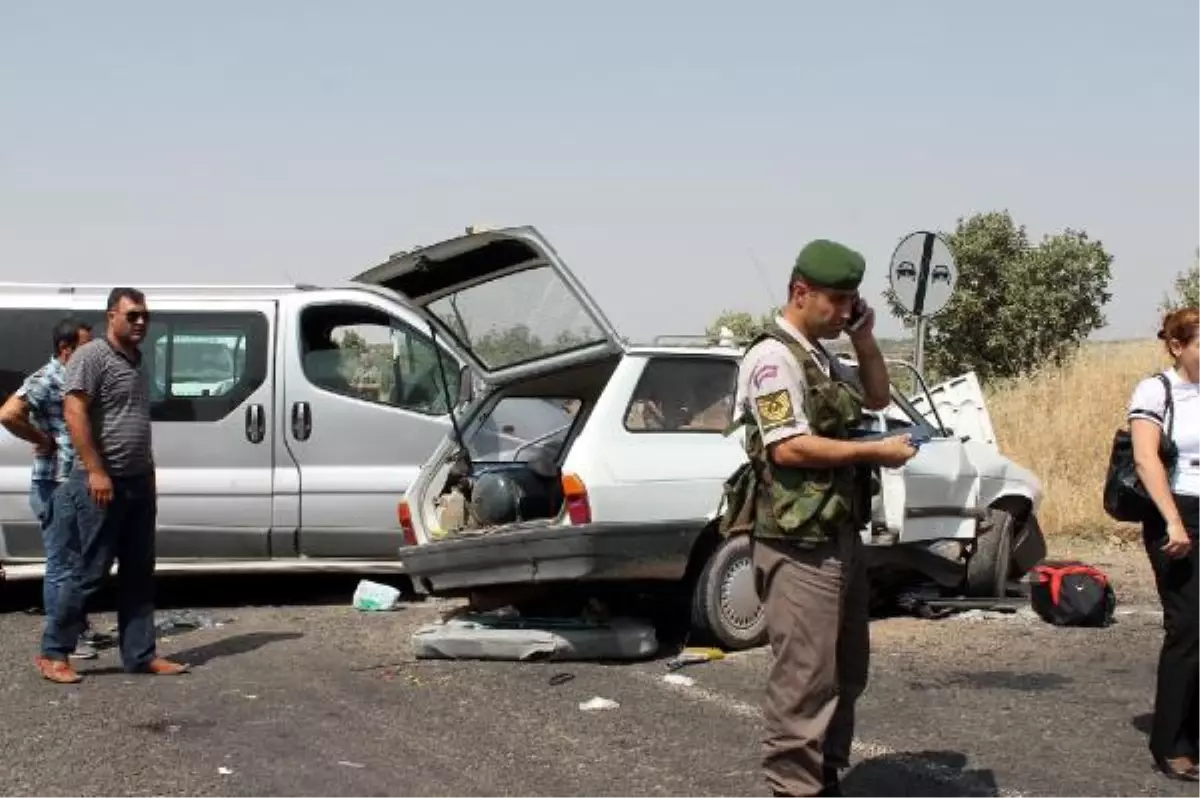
(624, 357), (738, 433)
(0, 308), (106, 402)
(298, 304), (459, 416)
(144, 312), (269, 422)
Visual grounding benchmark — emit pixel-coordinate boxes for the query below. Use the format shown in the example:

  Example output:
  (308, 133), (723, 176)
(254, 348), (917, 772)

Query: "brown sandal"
(35, 655), (82, 684)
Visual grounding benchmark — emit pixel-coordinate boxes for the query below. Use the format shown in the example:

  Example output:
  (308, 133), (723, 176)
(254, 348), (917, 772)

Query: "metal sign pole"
(911, 232), (935, 379)
(914, 316), (927, 379)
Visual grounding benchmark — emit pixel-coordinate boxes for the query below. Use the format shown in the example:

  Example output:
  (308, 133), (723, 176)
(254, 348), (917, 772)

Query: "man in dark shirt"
(35, 287), (189, 684)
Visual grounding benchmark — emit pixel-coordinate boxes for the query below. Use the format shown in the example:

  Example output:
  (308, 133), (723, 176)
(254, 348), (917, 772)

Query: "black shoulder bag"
(1103, 373), (1177, 523)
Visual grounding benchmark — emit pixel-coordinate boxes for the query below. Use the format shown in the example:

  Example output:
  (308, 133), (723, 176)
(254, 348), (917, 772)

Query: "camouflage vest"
(718, 324), (876, 548)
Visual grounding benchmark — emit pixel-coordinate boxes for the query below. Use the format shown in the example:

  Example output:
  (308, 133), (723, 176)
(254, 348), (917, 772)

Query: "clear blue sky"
(2, 1), (1195, 342)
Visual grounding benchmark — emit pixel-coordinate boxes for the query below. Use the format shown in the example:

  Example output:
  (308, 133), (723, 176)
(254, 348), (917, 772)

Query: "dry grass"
(987, 339), (1169, 539)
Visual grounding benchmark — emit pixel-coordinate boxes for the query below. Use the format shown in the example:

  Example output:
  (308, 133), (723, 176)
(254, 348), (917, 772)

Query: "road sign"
(888, 231), (957, 318)
(887, 231), (958, 379)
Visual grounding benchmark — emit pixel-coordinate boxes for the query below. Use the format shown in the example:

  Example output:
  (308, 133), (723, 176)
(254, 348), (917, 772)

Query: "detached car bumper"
(397, 520), (708, 594)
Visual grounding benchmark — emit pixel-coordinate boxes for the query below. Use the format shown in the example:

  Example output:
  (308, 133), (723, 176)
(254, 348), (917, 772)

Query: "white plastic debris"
(950, 607), (1039, 623)
(579, 696), (620, 711)
(352, 580), (402, 612)
(338, 760), (366, 769)
(662, 673), (696, 687)
(217, 767), (234, 775)
(412, 615), (658, 661)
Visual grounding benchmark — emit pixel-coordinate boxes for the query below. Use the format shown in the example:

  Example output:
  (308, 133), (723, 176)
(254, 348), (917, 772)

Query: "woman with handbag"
(1128, 306), (1199, 782)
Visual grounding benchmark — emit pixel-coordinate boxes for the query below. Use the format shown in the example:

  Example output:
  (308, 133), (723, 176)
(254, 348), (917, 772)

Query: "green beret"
(791, 239), (865, 291)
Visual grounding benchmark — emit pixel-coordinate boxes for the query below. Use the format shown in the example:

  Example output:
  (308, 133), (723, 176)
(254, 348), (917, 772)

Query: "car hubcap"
(720, 556), (763, 630)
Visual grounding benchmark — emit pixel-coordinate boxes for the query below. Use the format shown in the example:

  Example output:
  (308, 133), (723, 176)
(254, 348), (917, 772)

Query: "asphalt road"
(0, 570), (1190, 798)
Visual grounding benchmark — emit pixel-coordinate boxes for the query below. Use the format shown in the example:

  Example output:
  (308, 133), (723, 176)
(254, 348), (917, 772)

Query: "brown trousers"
(752, 532), (870, 797)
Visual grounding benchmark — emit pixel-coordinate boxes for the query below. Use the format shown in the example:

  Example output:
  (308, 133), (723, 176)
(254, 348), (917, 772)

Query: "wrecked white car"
(377, 225), (1046, 650)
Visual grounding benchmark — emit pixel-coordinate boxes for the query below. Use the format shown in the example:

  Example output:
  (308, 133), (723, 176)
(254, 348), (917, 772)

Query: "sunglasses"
(122, 310), (151, 324)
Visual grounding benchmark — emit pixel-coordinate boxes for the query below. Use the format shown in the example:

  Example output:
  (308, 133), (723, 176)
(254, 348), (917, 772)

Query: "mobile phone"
(849, 427), (931, 448)
(847, 298), (867, 333)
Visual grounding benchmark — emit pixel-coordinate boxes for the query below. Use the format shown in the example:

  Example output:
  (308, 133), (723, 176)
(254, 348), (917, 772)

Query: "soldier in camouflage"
(728, 239), (918, 797)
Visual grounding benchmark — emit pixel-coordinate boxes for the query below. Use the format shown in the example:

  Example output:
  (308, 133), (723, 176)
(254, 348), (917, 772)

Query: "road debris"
(412, 613), (658, 661)
(578, 696), (619, 711)
(352, 580), (403, 612)
(950, 607), (1040, 623)
(666, 647), (725, 671)
(153, 610), (229, 638)
(337, 760), (366, 769)
(217, 767), (234, 776)
(662, 673), (696, 687)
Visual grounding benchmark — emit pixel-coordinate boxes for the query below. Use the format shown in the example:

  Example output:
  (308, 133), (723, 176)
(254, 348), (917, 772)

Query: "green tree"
(705, 309), (779, 344)
(1160, 249), (1199, 313)
(884, 211), (1113, 383)
(474, 325), (545, 366)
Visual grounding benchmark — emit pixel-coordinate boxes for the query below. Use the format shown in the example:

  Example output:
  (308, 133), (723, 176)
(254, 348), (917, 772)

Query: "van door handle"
(245, 404), (265, 444)
(291, 401), (312, 441)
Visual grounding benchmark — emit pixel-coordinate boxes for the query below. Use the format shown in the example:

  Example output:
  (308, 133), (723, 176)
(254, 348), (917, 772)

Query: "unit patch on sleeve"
(754, 389), (795, 430)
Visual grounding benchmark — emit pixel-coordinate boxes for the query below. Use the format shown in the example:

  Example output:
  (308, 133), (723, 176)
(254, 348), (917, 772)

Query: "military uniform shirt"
(735, 316), (858, 446)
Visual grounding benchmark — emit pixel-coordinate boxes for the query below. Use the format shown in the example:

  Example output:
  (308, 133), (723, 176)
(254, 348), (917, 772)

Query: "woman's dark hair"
(1158, 307), (1199, 355)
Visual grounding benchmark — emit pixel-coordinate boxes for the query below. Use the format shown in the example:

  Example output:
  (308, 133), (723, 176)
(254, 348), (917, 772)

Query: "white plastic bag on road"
(579, 696), (620, 711)
(352, 580), (402, 612)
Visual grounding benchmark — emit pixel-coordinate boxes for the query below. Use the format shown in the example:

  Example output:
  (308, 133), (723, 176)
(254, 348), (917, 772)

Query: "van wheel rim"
(720, 557), (763, 630)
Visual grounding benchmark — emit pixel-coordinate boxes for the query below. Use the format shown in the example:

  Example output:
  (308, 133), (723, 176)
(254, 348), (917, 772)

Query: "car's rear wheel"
(691, 535), (768, 650)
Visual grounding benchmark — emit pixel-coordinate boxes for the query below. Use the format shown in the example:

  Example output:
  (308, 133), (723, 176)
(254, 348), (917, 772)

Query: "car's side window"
(298, 303), (459, 416)
(144, 312), (269, 422)
(624, 357), (738, 433)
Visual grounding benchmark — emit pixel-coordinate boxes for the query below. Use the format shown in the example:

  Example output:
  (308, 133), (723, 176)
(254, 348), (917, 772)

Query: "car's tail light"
(397, 500), (417, 546)
(561, 473), (592, 525)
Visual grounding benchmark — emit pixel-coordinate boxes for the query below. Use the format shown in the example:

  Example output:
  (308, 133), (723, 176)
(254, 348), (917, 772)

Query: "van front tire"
(690, 535), (768, 651)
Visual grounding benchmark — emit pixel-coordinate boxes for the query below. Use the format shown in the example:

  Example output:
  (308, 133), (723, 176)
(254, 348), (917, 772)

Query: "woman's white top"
(1127, 369), (1200, 497)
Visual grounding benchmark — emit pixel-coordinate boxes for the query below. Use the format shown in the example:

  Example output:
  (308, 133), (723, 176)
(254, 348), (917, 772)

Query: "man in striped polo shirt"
(35, 287), (189, 684)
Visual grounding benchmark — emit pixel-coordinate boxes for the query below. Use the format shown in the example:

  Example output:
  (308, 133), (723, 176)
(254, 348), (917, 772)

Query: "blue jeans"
(32, 480), (92, 640)
(42, 469), (158, 670)
(30, 479), (69, 621)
